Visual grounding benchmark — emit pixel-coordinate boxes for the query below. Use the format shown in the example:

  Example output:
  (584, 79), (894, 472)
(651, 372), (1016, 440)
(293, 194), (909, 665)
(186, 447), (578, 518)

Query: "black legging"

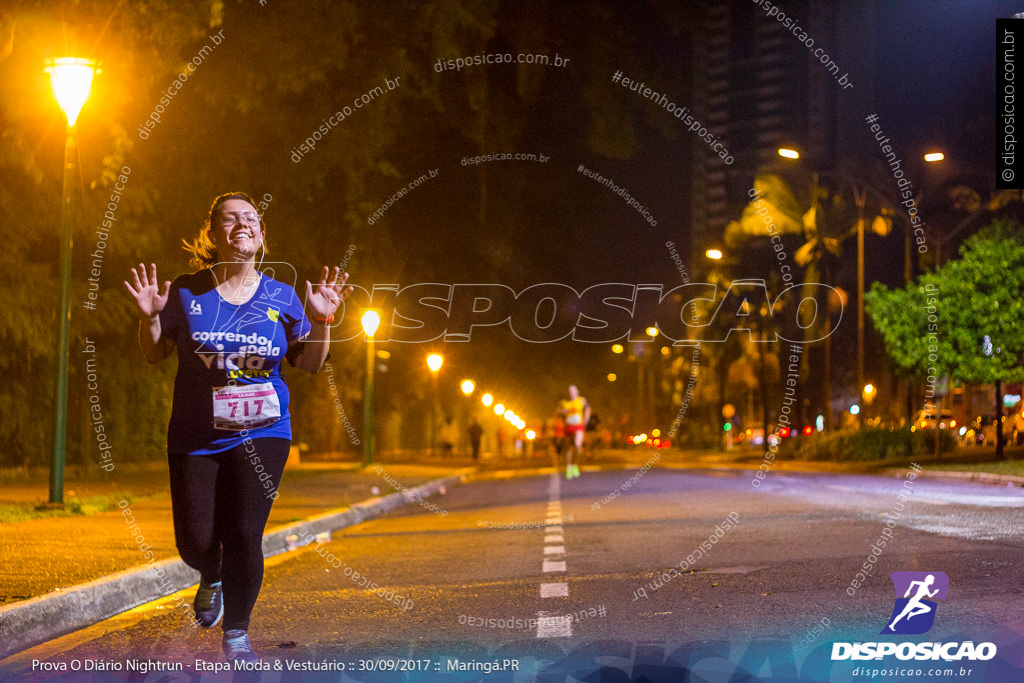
(168, 437), (289, 631)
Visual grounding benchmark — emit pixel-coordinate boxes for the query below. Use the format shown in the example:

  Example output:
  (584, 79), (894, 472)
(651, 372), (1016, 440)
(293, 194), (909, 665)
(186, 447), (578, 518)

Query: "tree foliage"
(0, 0), (695, 467)
(866, 220), (1024, 386)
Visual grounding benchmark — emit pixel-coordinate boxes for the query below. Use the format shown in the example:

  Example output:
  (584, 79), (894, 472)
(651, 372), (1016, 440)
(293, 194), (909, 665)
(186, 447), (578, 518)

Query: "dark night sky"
(874, 0), (1013, 169)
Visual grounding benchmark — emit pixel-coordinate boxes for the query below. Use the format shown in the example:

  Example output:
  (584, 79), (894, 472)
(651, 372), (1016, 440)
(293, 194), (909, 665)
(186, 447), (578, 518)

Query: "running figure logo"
(881, 571), (949, 635)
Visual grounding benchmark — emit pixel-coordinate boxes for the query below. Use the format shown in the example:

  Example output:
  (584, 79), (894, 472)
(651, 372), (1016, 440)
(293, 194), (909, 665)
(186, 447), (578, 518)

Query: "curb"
(0, 472), (465, 660)
(885, 468), (1024, 487)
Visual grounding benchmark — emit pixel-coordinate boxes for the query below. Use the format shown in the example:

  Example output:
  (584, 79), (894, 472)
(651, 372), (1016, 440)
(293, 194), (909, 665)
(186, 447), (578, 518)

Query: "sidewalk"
(0, 456), (470, 660)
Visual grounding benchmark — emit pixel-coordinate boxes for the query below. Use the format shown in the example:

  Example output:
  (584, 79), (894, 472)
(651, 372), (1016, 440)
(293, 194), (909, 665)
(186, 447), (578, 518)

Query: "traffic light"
(723, 422), (732, 432)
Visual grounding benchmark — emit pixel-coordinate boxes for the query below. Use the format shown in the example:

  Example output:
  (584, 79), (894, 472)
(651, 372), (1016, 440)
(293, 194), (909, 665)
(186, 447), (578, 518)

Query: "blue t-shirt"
(159, 270), (311, 455)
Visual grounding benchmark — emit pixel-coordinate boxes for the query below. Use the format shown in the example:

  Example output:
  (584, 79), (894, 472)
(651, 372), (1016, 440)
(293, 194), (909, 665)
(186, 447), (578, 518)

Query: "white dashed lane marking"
(536, 612), (573, 638)
(538, 472), (571, 637)
(542, 559), (567, 573)
(540, 582), (569, 598)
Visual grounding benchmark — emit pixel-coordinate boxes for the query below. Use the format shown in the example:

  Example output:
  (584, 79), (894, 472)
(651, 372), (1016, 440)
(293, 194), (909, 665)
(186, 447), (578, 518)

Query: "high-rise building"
(688, 0), (874, 263)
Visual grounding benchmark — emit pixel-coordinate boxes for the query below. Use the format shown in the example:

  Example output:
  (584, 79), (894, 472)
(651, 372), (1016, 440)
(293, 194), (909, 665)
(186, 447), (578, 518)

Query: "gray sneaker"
(193, 580), (223, 628)
(222, 629), (259, 663)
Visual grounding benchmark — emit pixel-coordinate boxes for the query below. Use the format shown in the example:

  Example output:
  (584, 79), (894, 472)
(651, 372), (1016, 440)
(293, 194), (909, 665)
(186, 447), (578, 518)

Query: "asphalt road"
(3, 465), (1023, 681)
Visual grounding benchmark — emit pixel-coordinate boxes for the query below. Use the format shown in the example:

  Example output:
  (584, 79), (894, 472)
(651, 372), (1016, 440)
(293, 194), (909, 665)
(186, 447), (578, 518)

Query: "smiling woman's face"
(211, 198), (263, 263)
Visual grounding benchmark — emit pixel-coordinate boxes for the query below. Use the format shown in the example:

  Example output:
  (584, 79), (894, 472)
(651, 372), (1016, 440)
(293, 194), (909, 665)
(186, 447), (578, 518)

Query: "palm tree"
(723, 165), (893, 429)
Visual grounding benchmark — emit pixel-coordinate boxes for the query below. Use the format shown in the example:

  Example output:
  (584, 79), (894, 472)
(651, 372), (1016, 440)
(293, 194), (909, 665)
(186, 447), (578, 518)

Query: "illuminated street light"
(361, 310), (381, 336)
(482, 393), (493, 407)
(461, 379), (475, 395)
(494, 403), (505, 415)
(646, 326), (659, 338)
(45, 57), (97, 506)
(862, 382), (877, 412)
(612, 344), (624, 354)
(607, 373), (617, 382)
(46, 58), (97, 127)
(778, 148), (800, 160)
(504, 409), (515, 420)
(923, 152), (945, 163)
(427, 354), (443, 372)
(705, 249), (723, 260)
(525, 429), (536, 440)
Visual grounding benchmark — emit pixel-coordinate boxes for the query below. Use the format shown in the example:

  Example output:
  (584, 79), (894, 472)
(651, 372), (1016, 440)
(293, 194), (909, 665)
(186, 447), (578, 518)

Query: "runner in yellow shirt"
(559, 385), (590, 479)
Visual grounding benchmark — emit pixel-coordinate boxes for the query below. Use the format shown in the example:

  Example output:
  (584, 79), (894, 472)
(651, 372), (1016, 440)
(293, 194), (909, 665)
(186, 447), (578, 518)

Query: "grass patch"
(0, 493), (138, 523)
(777, 428), (957, 462)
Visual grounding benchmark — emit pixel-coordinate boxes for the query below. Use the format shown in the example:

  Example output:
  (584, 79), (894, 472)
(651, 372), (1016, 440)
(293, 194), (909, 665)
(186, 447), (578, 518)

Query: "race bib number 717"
(212, 383), (282, 431)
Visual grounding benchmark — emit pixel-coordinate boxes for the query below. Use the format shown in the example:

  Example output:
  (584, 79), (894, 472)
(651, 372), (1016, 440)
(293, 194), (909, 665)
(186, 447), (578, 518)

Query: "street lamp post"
(427, 353), (443, 455)
(855, 186), (867, 427)
(361, 310), (381, 466)
(460, 379), (474, 455)
(643, 326), (659, 430)
(46, 57), (97, 506)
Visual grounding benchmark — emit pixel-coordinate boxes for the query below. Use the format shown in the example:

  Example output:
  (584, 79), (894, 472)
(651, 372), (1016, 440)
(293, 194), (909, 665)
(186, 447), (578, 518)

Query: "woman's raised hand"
(125, 263), (171, 321)
(304, 267), (353, 320)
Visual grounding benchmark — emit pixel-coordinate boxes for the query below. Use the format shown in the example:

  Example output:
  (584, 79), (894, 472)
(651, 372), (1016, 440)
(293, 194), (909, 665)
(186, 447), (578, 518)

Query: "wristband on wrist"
(311, 315), (334, 325)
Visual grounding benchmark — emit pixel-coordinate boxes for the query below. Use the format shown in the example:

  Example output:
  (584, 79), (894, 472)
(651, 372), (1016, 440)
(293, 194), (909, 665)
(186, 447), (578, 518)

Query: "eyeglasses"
(219, 211), (260, 227)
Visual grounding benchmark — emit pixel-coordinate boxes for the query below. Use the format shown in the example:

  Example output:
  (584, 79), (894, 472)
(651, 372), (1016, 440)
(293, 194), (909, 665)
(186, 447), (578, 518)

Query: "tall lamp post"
(460, 379), (475, 456)
(361, 310), (380, 466)
(481, 392), (494, 455)
(426, 353), (443, 455)
(46, 57), (97, 506)
(854, 185), (867, 427)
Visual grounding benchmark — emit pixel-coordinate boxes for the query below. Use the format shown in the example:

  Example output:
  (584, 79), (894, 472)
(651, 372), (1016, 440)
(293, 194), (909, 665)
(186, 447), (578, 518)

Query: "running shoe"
(222, 629), (259, 663)
(194, 579), (223, 628)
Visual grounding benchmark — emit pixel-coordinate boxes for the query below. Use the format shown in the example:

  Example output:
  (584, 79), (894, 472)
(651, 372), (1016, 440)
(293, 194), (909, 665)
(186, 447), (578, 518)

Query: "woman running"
(125, 191), (351, 662)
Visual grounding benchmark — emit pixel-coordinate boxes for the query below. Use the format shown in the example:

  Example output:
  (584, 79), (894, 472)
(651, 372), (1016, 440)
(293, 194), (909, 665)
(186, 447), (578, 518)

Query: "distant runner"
(559, 385), (590, 479)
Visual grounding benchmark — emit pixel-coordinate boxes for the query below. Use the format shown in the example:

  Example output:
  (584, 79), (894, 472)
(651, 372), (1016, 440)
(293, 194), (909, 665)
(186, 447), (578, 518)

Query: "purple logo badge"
(881, 571), (949, 635)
